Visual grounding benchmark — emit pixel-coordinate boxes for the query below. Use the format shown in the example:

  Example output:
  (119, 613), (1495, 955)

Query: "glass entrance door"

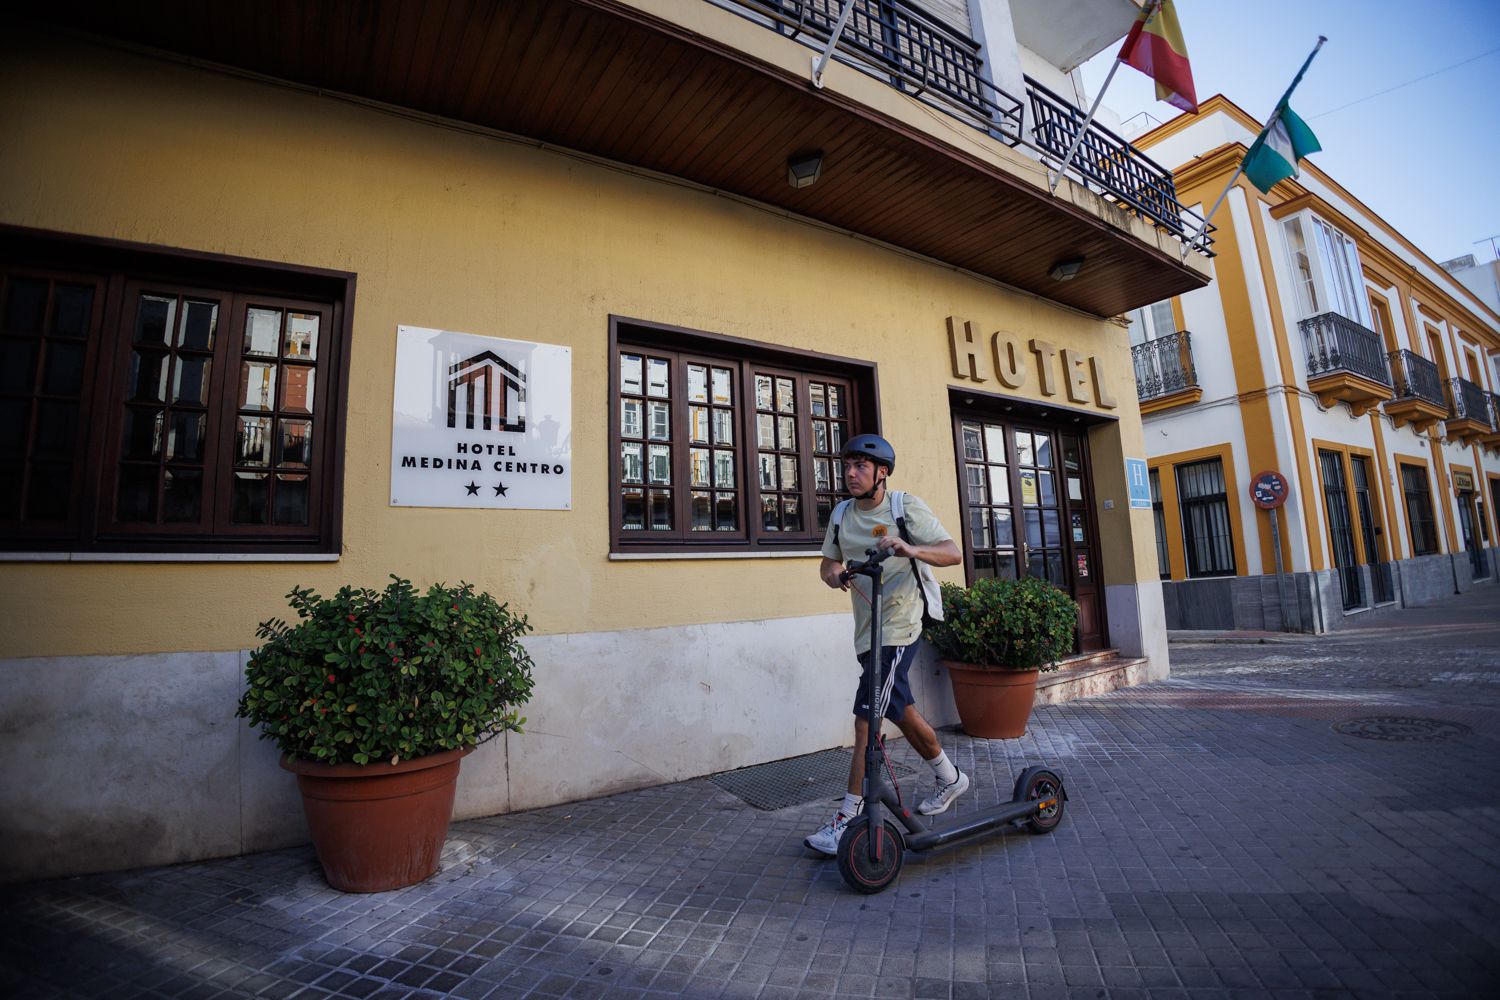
(1318, 449), (1363, 611)
(954, 414), (1105, 652)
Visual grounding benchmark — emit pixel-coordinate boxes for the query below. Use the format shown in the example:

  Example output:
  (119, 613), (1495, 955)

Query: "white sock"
(926, 750), (959, 786)
(840, 793), (864, 817)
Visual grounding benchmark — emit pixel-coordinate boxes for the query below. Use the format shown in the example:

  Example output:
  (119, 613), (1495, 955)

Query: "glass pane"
(779, 455), (799, 491)
(712, 409), (733, 446)
(813, 421), (828, 454)
(830, 423), (843, 452)
(777, 416), (795, 451)
(962, 424), (983, 461)
(715, 492), (737, 531)
(1014, 431), (1034, 466)
(1035, 434), (1052, 469)
(237, 415), (272, 466)
(1071, 511), (1087, 544)
(829, 385), (844, 418)
(620, 354), (643, 395)
(167, 412), (204, 462)
(776, 377), (795, 413)
(279, 419), (313, 467)
(646, 358), (669, 398)
(648, 489), (672, 529)
(34, 401), (76, 458)
(129, 351), (168, 402)
(691, 448), (710, 487)
(135, 295), (175, 346)
(1025, 509), (1042, 548)
(714, 449), (734, 488)
(177, 300), (217, 350)
(1027, 550), (1046, 581)
(993, 509), (1014, 547)
(783, 495), (802, 532)
(1068, 476), (1083, 502)
(968, 507), (990, 547)
(966, 465), (987, 505)
(815, 458), (831, 491)
(1063, 438), (1082, 473)
(0, 400), (27, 459)
(755, 374), (773, 409)
(1, 339), (38, 392)
(116, 464), (158, 522)
(761, 493), (779, 531)
(280, 366), (314, 415)
(1042, 509), (1060, 546)
(240, 361), (277, 411)
(648, 444), (670, 484)
(51, 285), (93, 339)
(648, 401), (670, 441)
(621, 488), (645, 530)
(621, 399), (642, 438)
(1019, 471), (1038, 506)
(285, 313), (319, 360)
(816, 495), (833, 530)
(687, 365), (708, 403)
(995, 553), (1018, 580)
(245, 308), (281, 357)
(1039, 471), (1056, 506)
(122, 408), (163, 460)
(711, 368), (732, 405)
(810, 383), (827, 417)
(691, 490), (712, 530)
(1048, 551), (1065, 584)
(973, 551), (994, 579)
(26, 462), (70, 520)
(620, 442), (643, 483)
(42, 341), (85, 395)
(757, 414), (775, 449)
(162, 467), (202, 523)
(758, 453), (776, 489)
(5, 279), (48, 334)
(232, 471), (269, 524)
(833, 462), (844, 493)
(689, 405), (709, 444)
(173, 356), (213, 406)
(275, 473), (310, 525)
(988, 466), (1010, 505)
(983, 425), (1006, 463)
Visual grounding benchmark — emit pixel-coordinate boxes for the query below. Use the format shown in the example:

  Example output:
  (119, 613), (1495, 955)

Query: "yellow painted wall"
(0, 31), (1152, 659)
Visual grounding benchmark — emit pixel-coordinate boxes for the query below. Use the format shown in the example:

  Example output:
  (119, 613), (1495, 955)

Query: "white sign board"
(390, 326), (571, 509)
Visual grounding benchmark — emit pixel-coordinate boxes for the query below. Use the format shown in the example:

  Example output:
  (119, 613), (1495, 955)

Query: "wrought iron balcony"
(1384, 349), (1448, 432)
(1298, 312), (1392, 416)
(1448, 377), (1494, 429)
(1132, 331), (1199, 409)
(1025, 76), (1213, 250)
(1485, 392), (1500, 449)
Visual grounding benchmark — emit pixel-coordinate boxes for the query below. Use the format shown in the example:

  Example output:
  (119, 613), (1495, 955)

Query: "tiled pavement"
(5, 589), (1500, 999)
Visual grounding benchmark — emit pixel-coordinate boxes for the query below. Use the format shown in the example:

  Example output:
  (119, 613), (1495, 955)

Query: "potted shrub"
(236, 576), (535, 892)
(923, 576), (1078, 738)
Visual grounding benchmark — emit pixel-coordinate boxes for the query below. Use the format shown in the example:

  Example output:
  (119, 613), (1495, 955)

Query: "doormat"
(710, 748), (914, 811)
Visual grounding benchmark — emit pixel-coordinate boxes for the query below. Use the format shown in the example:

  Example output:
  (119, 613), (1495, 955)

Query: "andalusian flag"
(1118, 0), (1198, 113)
(1241, 41), (1327, 194)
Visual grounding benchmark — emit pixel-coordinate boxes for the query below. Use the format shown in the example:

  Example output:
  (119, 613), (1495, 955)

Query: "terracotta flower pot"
(281, 747), (472, 892)
(943, 662), (1040, 739)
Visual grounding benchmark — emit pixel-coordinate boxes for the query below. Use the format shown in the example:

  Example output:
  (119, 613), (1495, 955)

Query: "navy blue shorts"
(853, 644), (916, 723)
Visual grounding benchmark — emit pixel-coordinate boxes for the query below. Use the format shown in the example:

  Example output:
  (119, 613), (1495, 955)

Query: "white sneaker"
(804, 811), (852, 856)
(918, 770), (970, 815)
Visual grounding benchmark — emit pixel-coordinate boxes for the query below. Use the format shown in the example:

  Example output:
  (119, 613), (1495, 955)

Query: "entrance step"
(1035, 649), (1150, 705)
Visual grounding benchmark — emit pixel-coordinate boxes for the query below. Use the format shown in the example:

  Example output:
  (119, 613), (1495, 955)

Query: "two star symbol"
(465, 481), (508, 497)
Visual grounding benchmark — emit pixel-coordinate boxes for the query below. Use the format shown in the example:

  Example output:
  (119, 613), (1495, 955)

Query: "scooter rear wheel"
(1015, 767), (1065, 835)
(836, 817), (904, 894)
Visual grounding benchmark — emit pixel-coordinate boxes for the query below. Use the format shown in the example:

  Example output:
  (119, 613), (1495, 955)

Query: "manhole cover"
(1332, 716), (1472, 742)
(710, 748), (914, 810)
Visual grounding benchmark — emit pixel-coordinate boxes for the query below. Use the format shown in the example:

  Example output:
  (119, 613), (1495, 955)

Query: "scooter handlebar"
(840, 546), (892, 583)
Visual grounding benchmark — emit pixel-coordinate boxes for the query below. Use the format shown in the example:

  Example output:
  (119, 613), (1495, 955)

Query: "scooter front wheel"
(836, 817), (904, 894)
(1015, 767), (1065, 835)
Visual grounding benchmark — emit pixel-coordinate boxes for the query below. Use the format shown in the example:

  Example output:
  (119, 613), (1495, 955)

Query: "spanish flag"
(1118, 0), (1198, 113)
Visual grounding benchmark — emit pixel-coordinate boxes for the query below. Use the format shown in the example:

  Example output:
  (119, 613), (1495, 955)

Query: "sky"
(1078, 0), (1500, 268)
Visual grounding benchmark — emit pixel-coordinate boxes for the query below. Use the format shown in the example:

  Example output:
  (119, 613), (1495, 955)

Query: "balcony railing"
(1299, 312), (1391, 386)
(1491, 392), (1500, 429)
(1132, 331), (1198, 402)
(1449, 377), (1494, 428)
(712, 1), (1214, 256)
(1387, 349), (1445, 406)
(1025, 76), (1214, 249)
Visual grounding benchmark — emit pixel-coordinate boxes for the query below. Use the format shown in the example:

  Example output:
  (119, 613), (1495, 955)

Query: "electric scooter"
(835, 546), (1067, 894)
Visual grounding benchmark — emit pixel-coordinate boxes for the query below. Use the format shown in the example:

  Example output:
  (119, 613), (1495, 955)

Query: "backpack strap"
(889, 492), (944, 624)
(830, 497), (853, 547)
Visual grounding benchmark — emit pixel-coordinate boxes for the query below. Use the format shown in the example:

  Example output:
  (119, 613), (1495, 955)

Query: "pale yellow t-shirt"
(821, 492), (951, 654)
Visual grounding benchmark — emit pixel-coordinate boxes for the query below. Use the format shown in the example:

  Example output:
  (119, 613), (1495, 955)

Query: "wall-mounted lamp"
(1049, 256), (1086, 281)
(787, 151), (824, 189)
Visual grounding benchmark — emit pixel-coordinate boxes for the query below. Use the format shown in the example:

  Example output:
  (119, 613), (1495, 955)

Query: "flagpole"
(1182, 35), (1327, 256)
(1049, 0), (1161, 194)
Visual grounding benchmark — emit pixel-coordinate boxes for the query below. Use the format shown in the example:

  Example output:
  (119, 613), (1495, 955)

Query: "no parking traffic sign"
(1250, 470), (1290, 510)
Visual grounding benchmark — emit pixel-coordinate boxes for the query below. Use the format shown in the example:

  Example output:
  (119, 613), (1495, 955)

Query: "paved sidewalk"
(5, 589), (1500, 999)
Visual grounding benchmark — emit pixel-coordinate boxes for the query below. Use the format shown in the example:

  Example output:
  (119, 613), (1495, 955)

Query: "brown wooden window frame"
(608, 316), (877, 554)
(0, 225), (355, 556)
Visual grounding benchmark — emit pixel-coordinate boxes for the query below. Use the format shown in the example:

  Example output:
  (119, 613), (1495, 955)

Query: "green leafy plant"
(236, 576), (535, 766)
(924, 576), (1078, 672)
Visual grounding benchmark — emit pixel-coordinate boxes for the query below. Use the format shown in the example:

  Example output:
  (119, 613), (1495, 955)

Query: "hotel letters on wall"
(390, 326), (572, 509)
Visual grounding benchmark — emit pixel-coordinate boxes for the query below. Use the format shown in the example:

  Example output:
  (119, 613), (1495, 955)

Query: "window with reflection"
(1, 228), (350, 554)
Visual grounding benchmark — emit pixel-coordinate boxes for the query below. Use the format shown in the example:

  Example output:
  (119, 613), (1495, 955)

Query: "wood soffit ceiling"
(37, 0), (1210, 318)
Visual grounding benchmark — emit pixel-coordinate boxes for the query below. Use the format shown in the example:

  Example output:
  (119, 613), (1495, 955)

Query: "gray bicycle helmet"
(841, 433), (895, 473)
